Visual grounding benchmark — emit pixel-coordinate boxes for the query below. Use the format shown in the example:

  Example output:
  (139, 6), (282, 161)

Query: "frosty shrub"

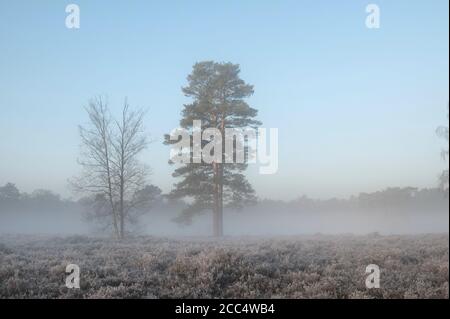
(0, 234), (448, 299)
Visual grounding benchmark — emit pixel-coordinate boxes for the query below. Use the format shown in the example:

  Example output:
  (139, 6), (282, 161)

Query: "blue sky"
(0, 0), (448, 200)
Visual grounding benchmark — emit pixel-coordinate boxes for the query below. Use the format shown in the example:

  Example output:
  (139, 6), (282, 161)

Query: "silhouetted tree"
(0, 183), (20, 200)
(165, 62), (260, 236)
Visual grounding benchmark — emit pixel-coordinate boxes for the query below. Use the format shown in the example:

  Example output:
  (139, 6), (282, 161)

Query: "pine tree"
(165, 61), (261, 236)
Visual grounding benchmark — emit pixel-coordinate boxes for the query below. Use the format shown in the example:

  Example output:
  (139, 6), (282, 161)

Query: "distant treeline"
(256, 187), (449, 214)
(0, 182), (448, 217)
(0, 183), (79, 214)
(0, 183), (174, 218)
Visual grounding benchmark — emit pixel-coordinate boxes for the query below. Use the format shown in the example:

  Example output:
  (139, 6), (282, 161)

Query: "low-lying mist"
(0, 185), (448, 237)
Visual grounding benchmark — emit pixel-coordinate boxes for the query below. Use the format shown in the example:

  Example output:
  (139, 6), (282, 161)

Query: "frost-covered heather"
(0, 234), (448, 299)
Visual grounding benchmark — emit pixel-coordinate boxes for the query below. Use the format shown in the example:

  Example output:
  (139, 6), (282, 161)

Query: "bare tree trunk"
(119, 174), (125, 239)
(119, 202), (124, 238)
(99, 109), (120, 239)
(104, 140), (120, 239)
(118, 107), (127, 239)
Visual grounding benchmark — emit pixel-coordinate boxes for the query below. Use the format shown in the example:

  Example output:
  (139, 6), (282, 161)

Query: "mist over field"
(0, 189), (448, 237)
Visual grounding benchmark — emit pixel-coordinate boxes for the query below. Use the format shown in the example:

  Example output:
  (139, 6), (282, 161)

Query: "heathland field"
(0, 234), (448, 299)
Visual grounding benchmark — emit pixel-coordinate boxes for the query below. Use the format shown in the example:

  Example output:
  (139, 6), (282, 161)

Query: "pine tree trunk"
(216, 118), (225, 237)
(218, 162), (224, 236)
(212, 162), (223, 237)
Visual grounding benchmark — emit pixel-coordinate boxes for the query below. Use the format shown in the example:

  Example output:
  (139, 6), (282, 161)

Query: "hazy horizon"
(1, 0), (449, 201)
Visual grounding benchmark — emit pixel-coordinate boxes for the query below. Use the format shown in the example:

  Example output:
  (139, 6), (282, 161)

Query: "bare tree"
(71, 97), (151, 238)
(112, 102), (149, 238)
(436, 105), (449, 192)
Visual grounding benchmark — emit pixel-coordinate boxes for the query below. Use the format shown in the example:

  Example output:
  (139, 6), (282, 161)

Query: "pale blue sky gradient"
(0, 0), (448, 200)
